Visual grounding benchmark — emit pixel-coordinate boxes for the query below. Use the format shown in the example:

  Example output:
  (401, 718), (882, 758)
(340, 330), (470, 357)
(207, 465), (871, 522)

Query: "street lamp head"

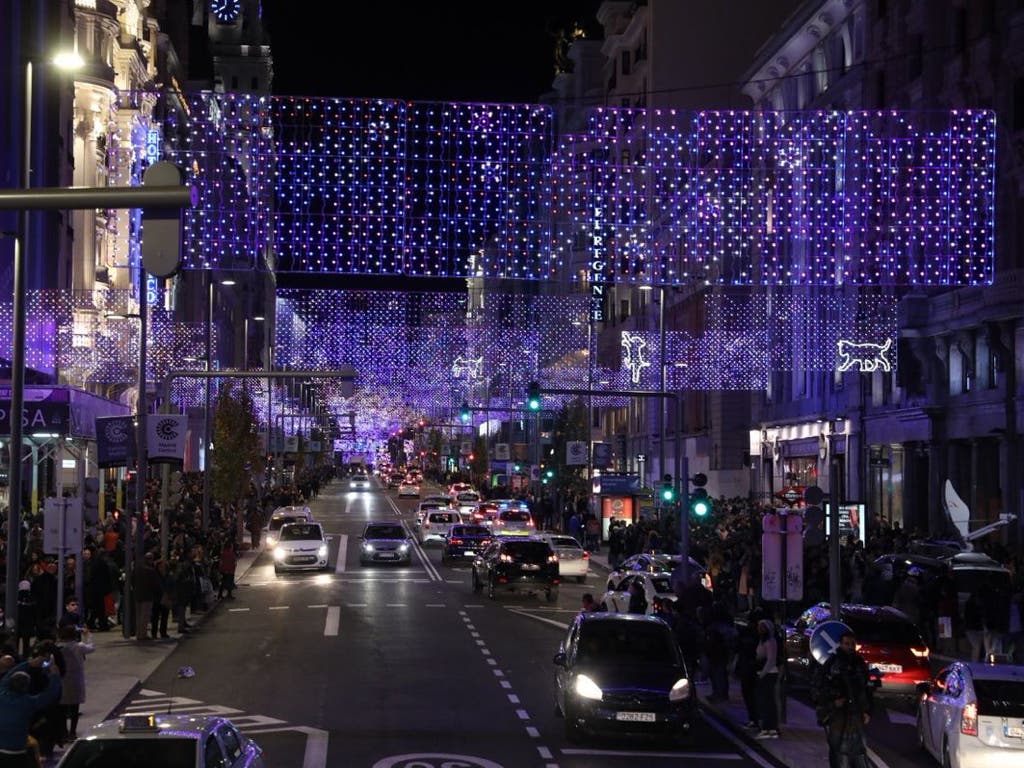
(219, 279), (237, 286)
(51, 51), (84, 71)
(252, 315), (265, 321)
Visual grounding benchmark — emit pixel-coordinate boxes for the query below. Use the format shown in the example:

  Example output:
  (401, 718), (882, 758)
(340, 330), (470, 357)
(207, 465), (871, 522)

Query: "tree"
(549, 399), (589, 499)
(211, 381), (264, 543)
(469, 436), (488, 487)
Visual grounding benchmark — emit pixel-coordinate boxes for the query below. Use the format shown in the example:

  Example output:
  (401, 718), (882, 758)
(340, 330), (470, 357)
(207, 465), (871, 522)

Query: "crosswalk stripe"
(324, 606), (340, 637)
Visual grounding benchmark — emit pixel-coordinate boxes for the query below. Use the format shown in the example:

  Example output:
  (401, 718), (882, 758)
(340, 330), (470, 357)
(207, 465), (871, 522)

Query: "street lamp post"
(202, 276), (235, 530)
(5, 49), (82, 634)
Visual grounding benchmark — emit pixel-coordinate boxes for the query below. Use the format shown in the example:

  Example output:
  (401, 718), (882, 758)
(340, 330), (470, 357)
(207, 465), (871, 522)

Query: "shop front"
(591, 473), (643, 541)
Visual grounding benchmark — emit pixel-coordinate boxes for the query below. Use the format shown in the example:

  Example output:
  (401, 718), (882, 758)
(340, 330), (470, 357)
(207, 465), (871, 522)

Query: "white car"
(492, 508), (534, 536)
(536, 533), (589, 583)
(454, 490), (481, 517)
(263, 506), (314, 548)
(917, 660), (1024, 768)
(349, 473), (371, 491)
(600, 572), (676, 615)
(606, 552), (712, 594)
(398, 481), (420, 498)
(415, 499), (451, 528)
(273, 522), (331, 574)
(56, 713), (265, 768)
(418, 509), (461, 544)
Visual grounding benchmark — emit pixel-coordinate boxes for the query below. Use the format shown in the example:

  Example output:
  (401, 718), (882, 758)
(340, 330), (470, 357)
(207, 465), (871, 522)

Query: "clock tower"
(207, 0), (273, 94)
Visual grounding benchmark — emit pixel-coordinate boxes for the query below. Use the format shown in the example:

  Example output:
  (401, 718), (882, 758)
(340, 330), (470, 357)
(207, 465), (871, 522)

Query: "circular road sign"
(810, 620), (852, 665)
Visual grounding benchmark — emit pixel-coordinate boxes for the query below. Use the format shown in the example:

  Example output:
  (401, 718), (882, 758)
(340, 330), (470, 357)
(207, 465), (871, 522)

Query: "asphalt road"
(118, 480), (812, 768)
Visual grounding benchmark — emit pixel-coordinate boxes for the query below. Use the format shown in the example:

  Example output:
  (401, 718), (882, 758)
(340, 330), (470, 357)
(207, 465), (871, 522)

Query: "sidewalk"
(75, 546), (262, 733)
(585, 547), (837, 767)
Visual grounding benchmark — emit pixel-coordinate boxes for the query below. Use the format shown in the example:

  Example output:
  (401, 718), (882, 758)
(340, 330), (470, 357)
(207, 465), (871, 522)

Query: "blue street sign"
(810, 620), (852, 665)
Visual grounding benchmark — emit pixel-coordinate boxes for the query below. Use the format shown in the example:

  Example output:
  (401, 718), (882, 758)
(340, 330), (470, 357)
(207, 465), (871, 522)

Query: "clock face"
(211, 0), (241, 23)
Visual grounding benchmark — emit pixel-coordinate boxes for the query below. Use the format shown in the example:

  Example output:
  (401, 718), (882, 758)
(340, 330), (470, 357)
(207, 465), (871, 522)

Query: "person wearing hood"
(812, 629), (873, 767)
(754, 618), (780, 739)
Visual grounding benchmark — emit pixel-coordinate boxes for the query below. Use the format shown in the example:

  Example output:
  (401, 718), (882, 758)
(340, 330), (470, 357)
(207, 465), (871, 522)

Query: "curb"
(698, 698), (792, 768)
(104, 678), (144, 720)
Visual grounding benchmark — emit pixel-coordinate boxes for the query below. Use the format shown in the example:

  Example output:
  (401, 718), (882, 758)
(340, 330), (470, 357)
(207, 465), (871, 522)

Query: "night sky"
(260, 1), (805, 105)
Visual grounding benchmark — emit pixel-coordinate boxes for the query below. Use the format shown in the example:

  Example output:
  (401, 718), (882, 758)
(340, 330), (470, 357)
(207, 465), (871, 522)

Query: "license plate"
(1005, 726), (1024, 739)
(521, 564), (540, 571)
(292, 556), (315, 563)
(378, 552), (397, 559)
(874, 664), (902, 674)
(464, 551), (476, 557)
(616, 711), (656, 722)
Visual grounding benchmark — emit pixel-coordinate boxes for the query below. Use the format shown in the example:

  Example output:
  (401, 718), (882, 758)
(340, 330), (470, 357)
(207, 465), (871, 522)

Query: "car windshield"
(845, 618), (924, 646)
(578, 623), (678, 665)
(279, 524), (322, 541)
(60, 737), (198, 768)
(352, 475), (368, 481)
(428, 513), (458, 524)
(651, 577), (673, 593)
(268, 516), (298, 532)
(500, 511), (531, 522)
(973, 679), (1024, 717)
(551, 537), (581, 548)
(453, 526), (489, 536)
(457, 492), (480, 502)
(365, 525), (404, 539)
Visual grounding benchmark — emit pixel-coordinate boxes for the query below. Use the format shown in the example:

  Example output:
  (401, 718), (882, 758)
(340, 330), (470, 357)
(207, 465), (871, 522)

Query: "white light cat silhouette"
(836, 338), (893, 373)
(452, 356), (484, 380)
(621, 332), (651, 384)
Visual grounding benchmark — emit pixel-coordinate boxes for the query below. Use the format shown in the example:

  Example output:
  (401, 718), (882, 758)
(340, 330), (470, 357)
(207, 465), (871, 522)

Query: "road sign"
(592, 442), (612, 468)
(44, 497), (83, 555)
(810, 620), (853, 665)
(566, 440), (587, 465)
(494, 443), (510, 461)
(761, 511), (803, 601)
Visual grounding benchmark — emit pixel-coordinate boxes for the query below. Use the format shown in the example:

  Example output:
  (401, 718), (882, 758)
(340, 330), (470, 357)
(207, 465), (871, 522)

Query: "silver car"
(536, 533), (590, 583)
(272, 522), (330, 574)
(359, 521), (413, 565)
(349, 473), (371, 490)
(56, 713), (265, 768)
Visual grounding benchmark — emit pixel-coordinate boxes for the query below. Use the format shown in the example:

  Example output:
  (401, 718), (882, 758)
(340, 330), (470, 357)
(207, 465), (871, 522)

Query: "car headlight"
(669, 678), (691, 702)
(266, 536), (276, 547)
(318, 545), (328, 559)
(399, 543), (409, 553)
(363, 543), (374, 552)
(273, 547), (285, 561)
(574, 674), (603, 701)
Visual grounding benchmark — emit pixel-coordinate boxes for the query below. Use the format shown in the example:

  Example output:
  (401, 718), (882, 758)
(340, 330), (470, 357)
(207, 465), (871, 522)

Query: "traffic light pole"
(538, 386), (685, 574)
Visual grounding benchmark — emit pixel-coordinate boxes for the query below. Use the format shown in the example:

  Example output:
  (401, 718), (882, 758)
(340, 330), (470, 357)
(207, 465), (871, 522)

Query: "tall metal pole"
(658, 287), (666, 484)
(202, 275), (213, 529)
(125, 261), (148, 638)
(5, 60), (32, 632)
(267, 343), (273, 487)
(829, 442), (841, 617)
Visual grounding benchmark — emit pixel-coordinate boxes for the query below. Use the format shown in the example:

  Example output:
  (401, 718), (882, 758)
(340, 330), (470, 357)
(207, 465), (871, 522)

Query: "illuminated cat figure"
(621, 331), (651, 384)
(836, 337), (893, 373)
(452, 356), (484, 380)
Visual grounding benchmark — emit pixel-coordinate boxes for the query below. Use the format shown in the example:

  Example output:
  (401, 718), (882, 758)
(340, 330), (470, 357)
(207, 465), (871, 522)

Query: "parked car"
(272, 522), (330, 574)
(440, 524), (492, 565)
(784, 602), (931, 696)
(359, 521), (413, 566)
(917, 660), (1024, 768)
(606, 553), (712, 594)
(553, 612), (697, 745)
(472, 537), (559, 602)
(536, 533), (589, 583)
(55, 713), (265, 768)
(874, 551), (1013, 616)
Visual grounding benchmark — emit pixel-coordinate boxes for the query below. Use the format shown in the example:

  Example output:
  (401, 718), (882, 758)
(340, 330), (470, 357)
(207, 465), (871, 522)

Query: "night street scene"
(3, 1), (1024, 768)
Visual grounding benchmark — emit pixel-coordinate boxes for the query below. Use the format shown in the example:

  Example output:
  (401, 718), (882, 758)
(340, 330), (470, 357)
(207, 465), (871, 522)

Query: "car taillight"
(582, 551), (589, 559)
(961, 701), (978, 736)
(481, 539), (491, 546)
(449, 538), (463, 546)
(500, 553), (513, 563)
(910, 647), (929, 659)
(548, 554), (559, 563)
(527, 519), (534, 527)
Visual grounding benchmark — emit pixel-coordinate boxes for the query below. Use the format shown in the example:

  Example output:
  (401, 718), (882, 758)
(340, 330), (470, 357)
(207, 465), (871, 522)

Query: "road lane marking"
(500, 681), (512, 689)
(526, 726), (540, 738)
(385, 603), (407, 607)
(425, 603), (446, 607)
(229, 607), (250, 612)
(508, 694), (520, 704)
(480, 648), (491, 655)
(562, 748), (742, 760)
(346, 603), (368, 607)
(506, 607), (571, 630)
(699, 710), (776, 767)
(493, 670), (504, 677)
(515, 709), (530, 720)
(538, 746), (553, 759)
(324, 606), (340, 636)
(308, 604), (328, 608)
(335, 534), (348, 573)
(486, 658), (497, 666)
(475, 639), (486, 646)
(269, 606), (290, 610)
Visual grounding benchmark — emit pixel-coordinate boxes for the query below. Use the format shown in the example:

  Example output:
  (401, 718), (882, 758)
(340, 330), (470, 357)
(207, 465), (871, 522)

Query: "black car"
(359, 522), (413, 566)
(440, 524), (492, 565)
(553, 612), (697, 745)
(471, 538), (559, 602)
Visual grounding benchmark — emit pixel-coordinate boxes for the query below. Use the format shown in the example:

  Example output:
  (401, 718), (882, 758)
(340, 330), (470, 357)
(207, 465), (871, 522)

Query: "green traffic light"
(528, 397), (540, 411)
(692, 498), (711, 516)
(661, 486), (675, 502)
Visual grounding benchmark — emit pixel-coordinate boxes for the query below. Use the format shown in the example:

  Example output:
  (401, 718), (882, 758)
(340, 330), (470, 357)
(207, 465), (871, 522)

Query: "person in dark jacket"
(812, 630), (873, 767)
(15, 581), (37, 659)
(0, 655), (62, 766)
(29, 562), (58, 637)
(734, 608), (764, 727)
(132, 552), (160, 642)
(627, 581), (648, 614)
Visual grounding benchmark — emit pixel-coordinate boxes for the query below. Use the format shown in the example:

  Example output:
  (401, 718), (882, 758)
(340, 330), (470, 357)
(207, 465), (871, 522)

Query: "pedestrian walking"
(56, 625), (93, 741)
(754, 618), (780, 739)
(812, 629), (874, 768)
(217, 540), (237, 600)
(132, 552), (160, 642)
(734, 608), (763, 728)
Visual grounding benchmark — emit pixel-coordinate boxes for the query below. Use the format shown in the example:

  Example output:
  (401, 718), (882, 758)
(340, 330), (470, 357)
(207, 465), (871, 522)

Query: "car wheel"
(274, 565), (281, 575)
(546, 587), (559, 603)
(577, 575), (586, 584)
(472, 570), (483, 593)
(487, 575), (497, 600)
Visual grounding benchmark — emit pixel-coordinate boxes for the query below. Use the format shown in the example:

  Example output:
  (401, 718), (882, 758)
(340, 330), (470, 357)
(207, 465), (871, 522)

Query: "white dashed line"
(500, 681), (512, 689)
(508, 694), (520, 704)
(334, 534), (348, 573)
(526, 726), (540, 738)
(346, 603), (367, 608)
(228, 607), (250, 612)
(385, 603), (407, 607)
(486, 658), (497, 666)
(268, 606), (289, 610)
(425, 603), (446, 608)
(475, 639), (486, 646)
(307, 604), (328, 608)
(493, 670), (504, 677)
(480, 648), (491, 656)
(324, 606), (340, 637)
(537, 746), (552, 759)
(515, 709), (530, 720)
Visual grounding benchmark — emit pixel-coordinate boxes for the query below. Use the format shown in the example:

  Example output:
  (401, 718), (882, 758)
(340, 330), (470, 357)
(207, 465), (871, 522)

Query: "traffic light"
(459, 402), (471, 423)
(690, 472), (710, 517)
(513, 463), (522, 472)
(660, 474), (676, 503)
(527, 381), (541, 412)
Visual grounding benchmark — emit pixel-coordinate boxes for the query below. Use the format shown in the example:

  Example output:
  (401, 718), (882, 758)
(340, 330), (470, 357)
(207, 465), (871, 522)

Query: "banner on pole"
(147, 414), (187, 464)
(95, 415), (136, 468)
(566, 441), (588, 466)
